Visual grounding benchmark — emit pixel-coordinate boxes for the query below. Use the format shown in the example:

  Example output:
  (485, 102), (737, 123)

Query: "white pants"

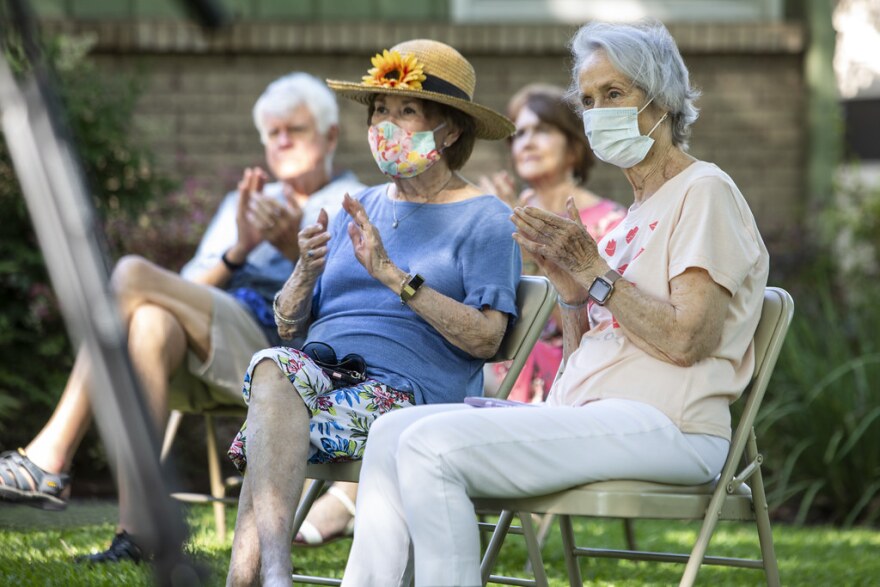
(341, 399), (729, 587)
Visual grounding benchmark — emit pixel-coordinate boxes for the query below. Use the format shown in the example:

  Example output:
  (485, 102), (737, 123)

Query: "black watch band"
(221, 250), (245, 272)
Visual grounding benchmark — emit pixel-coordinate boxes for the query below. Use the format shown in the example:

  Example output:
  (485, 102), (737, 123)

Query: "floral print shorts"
(227, 347), (415, 473)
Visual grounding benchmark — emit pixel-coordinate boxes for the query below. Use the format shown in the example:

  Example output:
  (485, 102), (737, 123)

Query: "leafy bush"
(0, 34), (181, 448)
(758, 172), (880, 527)
(104, 178), (218, 272)
(758, 271), (880, 527)
(820, 166), (880, 308)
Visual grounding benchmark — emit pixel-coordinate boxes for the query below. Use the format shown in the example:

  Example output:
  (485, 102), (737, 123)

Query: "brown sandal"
(0, 448), (70, 511)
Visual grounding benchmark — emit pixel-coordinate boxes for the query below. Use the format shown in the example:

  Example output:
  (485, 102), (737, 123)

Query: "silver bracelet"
(273, 291), (307, 326)
(557, 295), (589, 310)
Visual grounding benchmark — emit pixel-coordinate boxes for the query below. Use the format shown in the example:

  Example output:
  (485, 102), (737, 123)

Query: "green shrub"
(820, 166), (880, 309)
(0, 34), (180, 449)
(758, 270), (880, 527)
(758, 171), (880, 527)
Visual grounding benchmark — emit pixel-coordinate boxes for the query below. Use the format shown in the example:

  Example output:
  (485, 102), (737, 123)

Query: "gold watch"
(400, 273), (425, 304)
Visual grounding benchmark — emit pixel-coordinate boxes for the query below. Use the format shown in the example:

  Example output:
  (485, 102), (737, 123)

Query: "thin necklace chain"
(391, 173), (455, 229)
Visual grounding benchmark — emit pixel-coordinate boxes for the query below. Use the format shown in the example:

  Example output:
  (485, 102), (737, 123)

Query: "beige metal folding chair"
(290, 274), (557, 585)
(159, 275), (557, 547)
(473, 286), (793, 587)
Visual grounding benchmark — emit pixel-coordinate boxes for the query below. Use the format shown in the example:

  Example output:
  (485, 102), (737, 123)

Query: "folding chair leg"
(623, 519), (638, 550)
(558, 515), (583, 587)
(746, 434), (780, 587)
(679, 491), (724, 587)
(160, 409), (183, 463)
(752, 470), (781, 586)
(519, 511), (549, 587)
(204, 413), (227, 539)
(524, 513), (555, 575)
(535, 513), (555, 549)
(480, 509), (514, 585)
(292, 477), (327, 537)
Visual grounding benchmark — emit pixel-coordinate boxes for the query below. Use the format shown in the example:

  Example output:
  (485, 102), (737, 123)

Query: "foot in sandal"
(293, 482), (357, 547)
(0, 448), (71, 511)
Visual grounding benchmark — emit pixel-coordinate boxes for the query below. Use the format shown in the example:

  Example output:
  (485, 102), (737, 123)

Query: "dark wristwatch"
(588, 269), (622, 306)
(400, 273), (425, 304)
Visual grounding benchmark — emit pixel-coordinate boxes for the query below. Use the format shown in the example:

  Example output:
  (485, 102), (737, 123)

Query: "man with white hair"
(0, 72), (365, 562)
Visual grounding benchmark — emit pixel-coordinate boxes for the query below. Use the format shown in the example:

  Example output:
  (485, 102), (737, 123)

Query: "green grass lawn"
(1, 499), (878, 586)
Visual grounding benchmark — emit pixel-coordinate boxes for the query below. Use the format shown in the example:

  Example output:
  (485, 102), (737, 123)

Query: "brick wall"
(42, 20), (805, 255)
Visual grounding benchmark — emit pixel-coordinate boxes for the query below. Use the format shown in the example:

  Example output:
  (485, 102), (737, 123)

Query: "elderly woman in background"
(482, 84), (625, 402)
(224, 39), (520, 585)
(340, 20), (769, 587)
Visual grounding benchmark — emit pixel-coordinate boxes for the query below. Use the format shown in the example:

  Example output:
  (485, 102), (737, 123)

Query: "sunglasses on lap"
(301, 341), (367, 387)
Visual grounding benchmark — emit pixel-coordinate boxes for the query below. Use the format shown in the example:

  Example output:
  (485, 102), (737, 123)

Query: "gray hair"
(252, 72), (339, 143)
(568, 20), (700, 149)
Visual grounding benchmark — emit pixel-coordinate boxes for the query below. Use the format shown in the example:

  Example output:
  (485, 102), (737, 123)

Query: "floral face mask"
(368, 121), (446, 178)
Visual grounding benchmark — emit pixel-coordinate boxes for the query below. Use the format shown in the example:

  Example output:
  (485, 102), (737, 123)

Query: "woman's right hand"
(297, 208), (331, 281)
(274, 210), (330, 340)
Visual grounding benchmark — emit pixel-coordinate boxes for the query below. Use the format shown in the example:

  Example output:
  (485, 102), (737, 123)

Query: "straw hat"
(327, 39), (514, 140)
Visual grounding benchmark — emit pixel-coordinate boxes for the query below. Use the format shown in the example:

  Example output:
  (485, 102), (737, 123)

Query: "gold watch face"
(400, 274), (424, 302)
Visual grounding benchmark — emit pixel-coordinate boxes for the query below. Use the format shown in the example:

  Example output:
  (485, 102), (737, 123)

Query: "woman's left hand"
(343, 194), (399, 286)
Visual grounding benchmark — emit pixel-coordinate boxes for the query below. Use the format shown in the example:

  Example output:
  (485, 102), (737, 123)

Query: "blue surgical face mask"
(582, 99), (669, 169)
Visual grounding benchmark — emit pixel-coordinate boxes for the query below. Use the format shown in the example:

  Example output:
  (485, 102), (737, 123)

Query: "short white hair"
(569, 20), (700, 149)
(252, 72), (339, 143)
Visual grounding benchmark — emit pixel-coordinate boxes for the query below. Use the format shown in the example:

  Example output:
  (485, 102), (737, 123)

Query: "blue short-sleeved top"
(305, 184), (522, 404)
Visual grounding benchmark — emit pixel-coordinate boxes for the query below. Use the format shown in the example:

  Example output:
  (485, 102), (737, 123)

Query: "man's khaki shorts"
(168, 289), (270, 412)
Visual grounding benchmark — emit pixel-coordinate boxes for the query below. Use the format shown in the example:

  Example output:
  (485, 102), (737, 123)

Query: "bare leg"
(21, 254), (205, 472)
(228, 360), (310, 586)
(117, 303), (188, 533)
(24, 348), (95, 477)
(227, 473), (261, 586)
(4, 256), (214, 521)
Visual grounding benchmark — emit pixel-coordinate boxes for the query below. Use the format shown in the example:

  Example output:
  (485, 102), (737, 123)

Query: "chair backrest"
(490, 275), (557, 400)
(721, 287), (794, 484)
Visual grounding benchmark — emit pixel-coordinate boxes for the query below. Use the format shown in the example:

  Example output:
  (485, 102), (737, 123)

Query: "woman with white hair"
(341, 20), (769, 587)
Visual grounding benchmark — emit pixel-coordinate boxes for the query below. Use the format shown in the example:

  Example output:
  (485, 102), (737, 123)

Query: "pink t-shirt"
(547, 162), (769, 440)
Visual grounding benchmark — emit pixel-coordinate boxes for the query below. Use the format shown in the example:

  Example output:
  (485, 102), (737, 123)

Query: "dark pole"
(0, 0), (232, 583)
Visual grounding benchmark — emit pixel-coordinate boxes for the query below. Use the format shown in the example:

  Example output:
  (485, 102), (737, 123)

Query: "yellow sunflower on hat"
(362, 49), (426, 90)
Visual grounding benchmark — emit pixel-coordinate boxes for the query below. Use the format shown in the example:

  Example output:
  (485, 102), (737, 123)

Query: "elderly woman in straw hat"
(225, 39), (520, 585)
(340, 20), (768, 587)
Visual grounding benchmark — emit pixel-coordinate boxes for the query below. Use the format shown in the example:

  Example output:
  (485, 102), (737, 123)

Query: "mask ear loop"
(638, 97), (669, 138)
(646, 112), (669, 137)
(433, 122), (450, 152)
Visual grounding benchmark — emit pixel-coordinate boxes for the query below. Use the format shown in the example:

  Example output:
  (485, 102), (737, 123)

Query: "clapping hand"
(343, 194), (397, 285)
(512, 197), (604, 303)
(297, 208), (331, 279)
(244, 170), (304, 260)
(234, 167), (268, 254)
